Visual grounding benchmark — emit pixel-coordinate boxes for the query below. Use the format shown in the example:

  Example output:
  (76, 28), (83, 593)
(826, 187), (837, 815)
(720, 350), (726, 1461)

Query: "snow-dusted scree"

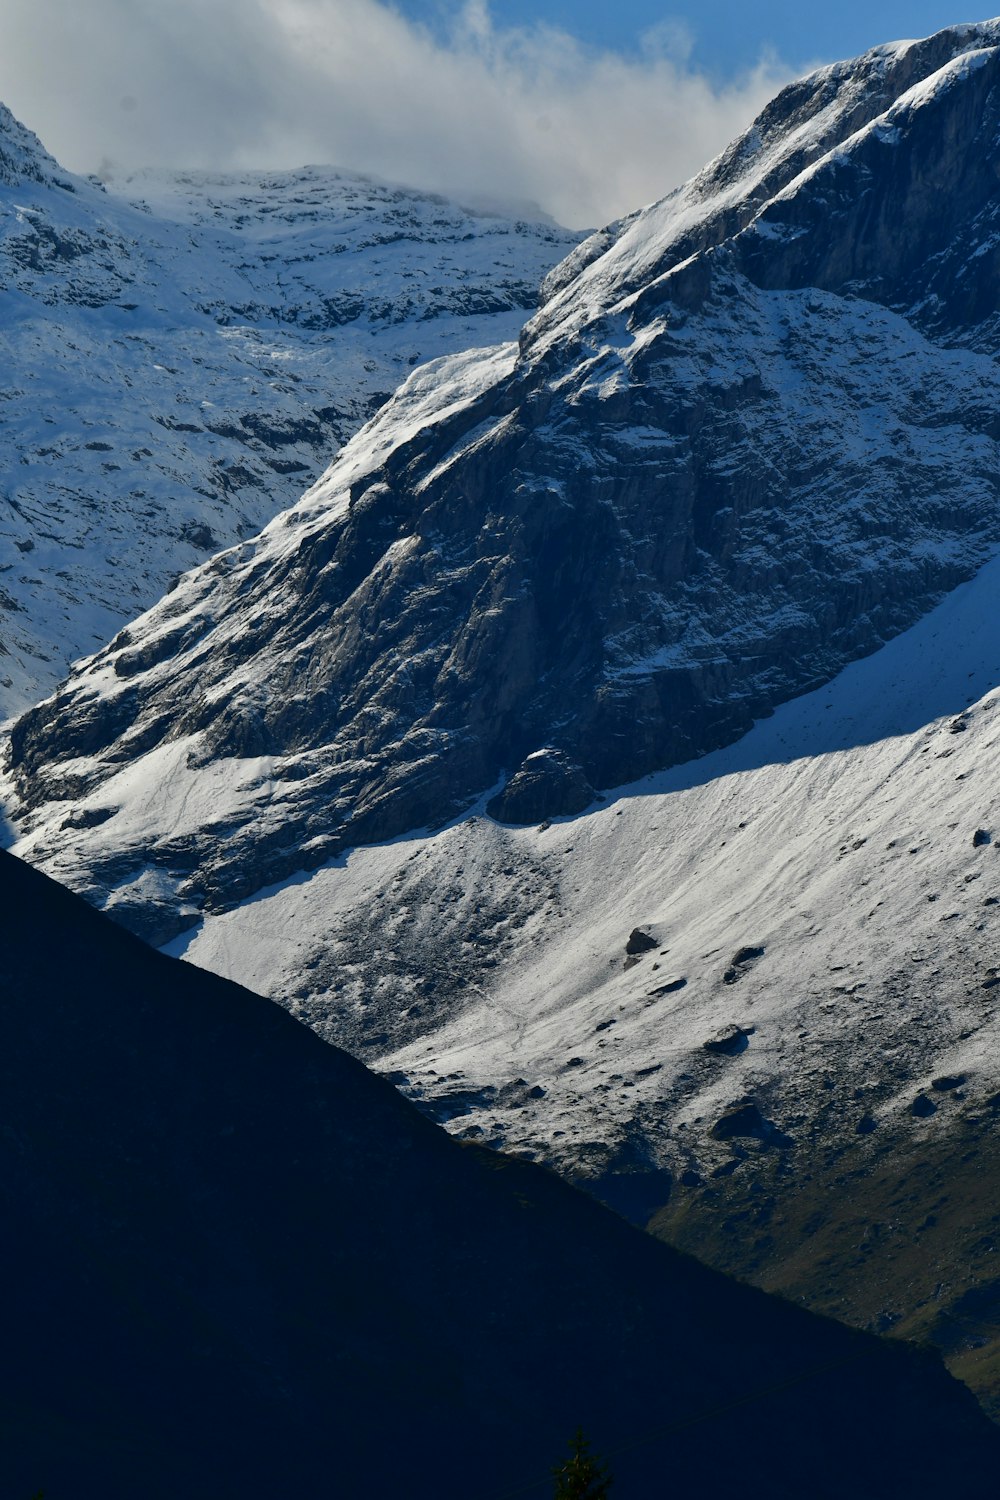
(0, 103), (579, 716)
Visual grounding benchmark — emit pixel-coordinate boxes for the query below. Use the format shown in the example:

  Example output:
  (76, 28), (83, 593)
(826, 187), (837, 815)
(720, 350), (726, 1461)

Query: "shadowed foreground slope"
(1, 848), (997, 1499)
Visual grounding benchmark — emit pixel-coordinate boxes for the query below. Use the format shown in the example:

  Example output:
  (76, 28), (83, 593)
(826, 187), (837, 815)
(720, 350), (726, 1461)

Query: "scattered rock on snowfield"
(703, 1025), (750, 1057)
(723, 947), (766, 984)
(626, 929), (658, 957)
(973, 829), (992, 847)
(912, 1094), (938, 1118)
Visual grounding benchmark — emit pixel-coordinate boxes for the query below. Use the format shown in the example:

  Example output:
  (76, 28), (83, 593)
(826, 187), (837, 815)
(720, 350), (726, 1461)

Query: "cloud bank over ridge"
(0, 0), (793, 227)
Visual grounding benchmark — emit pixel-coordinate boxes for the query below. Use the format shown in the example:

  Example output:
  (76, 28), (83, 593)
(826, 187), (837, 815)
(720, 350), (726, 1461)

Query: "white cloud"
(0, 0), (794, 227)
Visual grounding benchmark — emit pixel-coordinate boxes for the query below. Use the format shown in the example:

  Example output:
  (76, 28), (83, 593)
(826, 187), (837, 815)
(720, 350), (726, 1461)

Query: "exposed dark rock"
(495, 1078), (543, 1108)
(974, 829), (992, 847)
(416, 1085), (497, 1123)
(648, 976), (688, 997)
(932, 1074), (967, 1092)
(487, 748), (596, 825)
(59, 805), (118, 832)
(724, 947), (766, 984)
(711, 1100), (790, 1146)
(912, 1094), (938, 1118)
(703, 1025), (750, 1057)
(179, 521), (220, 551)
(856, 1115), (878, 1135)
(626, 928), (659, 956)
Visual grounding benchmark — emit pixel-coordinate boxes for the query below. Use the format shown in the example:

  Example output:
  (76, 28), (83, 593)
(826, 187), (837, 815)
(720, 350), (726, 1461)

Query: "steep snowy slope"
(10, 848), (996, 1500)
(11, 22), (1000, 947)
(0, 104), (578, 715)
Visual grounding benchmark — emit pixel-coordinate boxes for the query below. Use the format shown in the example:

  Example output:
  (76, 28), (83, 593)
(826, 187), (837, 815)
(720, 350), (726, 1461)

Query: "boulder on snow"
(912, 1094), (938, 1118)
(974, 829), (992, 847)
(647, 976), (687, 997)
(626, 928), (658, 956)
(710, 1099), (791, 1147)
(723, 945), (766, 984)
(487, 748), (596, 826)
(931, 1074), (967, 1092)
(703, 1025), (750, 1057)
(59, 804), (118, 832)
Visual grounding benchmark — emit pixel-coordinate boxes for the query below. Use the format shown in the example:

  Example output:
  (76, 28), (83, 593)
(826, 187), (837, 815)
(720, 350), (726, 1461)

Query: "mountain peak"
(0, 100), (76, 190)
(527, 20), (1000, 354)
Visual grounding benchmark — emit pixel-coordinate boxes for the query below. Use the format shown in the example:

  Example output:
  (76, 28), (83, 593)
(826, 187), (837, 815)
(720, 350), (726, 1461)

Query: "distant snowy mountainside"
(0, 102), (579, 715)
(12, 23), (1000, 949)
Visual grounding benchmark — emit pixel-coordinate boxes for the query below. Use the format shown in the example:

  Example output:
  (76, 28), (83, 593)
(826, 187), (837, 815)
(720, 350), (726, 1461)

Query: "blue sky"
(396, 1), (976, 75)
(0, 0), (987, 227)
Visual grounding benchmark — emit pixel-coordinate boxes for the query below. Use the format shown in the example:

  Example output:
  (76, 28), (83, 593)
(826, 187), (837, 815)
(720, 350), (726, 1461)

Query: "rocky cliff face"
(11, 23), (1000, 946)
(0, 104), (578, 715)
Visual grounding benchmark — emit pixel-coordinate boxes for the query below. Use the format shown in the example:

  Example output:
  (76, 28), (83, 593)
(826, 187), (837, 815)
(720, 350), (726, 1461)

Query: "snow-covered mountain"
(0, 103), (579, 716)
(12, 19), (1000, 1403)
(11, 24), (1000, 934)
